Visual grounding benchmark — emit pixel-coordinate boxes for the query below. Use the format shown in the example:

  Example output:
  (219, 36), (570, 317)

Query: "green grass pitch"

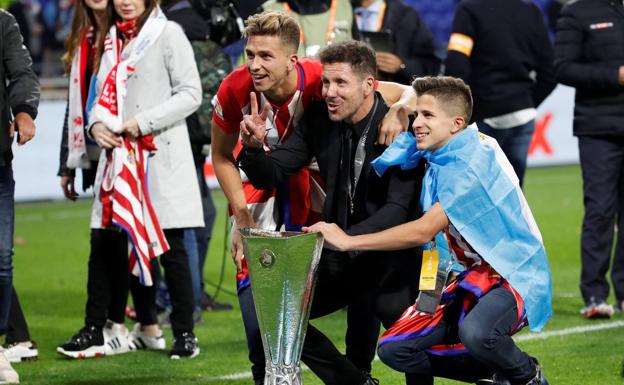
(8, 165), (624, 384)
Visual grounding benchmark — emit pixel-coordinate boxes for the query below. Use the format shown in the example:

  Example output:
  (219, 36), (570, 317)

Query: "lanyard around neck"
(283, 0), (338, 47)
(349, 96), (379, 202)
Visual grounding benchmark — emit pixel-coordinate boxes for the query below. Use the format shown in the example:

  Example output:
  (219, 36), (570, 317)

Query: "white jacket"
(90, 21), (203, 229)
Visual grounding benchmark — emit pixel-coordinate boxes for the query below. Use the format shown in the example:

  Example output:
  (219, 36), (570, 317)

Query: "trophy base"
(264, 363), (302, 385)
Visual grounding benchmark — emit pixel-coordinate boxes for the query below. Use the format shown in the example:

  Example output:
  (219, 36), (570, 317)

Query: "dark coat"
(0, 9), (40, 167)
(444, 0), (556, 122)
(554, 0), (624, 137)
(380, 0), (440, 83)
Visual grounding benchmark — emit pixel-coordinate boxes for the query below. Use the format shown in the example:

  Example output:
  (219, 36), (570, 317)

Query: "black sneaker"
(526, 358), (549, 385)
(361, 373), (379, 385)
(57, 326), (106, 359)
(169, 332), (199, 359)
(200, 292), (233, 311)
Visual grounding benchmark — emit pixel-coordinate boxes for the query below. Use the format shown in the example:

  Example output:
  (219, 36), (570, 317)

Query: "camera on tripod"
(192, 0), (264, 46)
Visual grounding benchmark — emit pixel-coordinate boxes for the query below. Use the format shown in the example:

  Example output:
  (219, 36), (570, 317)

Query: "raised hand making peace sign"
(240, 92), (270, 149)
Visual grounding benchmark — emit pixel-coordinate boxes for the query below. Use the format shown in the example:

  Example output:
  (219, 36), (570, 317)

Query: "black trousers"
(131, 229), (195, 336)
(578, 136), (624, 305)
(85, 229), (130, 329)
(346, 297), (381, 374)
(6, 287), (30, 344)
(84, 228), (195, 337)
(300, 250), (420, 385)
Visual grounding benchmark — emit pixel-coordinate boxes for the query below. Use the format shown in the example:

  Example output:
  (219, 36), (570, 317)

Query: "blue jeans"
(378, 286), (535, 384)
(155, 230), (202, 313)
(477, 120), (535, 187)
(183, 229), (202, 311)
(0, 165), (15, 335)
(194, 162), (216, 290)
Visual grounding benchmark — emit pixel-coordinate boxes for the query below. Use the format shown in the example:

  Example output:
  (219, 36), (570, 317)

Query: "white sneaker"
(0, 348), (19, 384)
(580, 301), (614, 319)
(103, 321), (131, 356)
(2, 342), (38, 363)
(128, 323), (166, 351)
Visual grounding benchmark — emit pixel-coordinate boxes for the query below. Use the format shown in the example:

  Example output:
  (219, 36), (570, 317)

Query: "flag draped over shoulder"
(371, 127), (552, 331)
(92, 8), (169, 286)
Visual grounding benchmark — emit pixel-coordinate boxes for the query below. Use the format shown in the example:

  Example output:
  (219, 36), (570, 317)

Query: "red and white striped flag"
(101, 136), (169, 286)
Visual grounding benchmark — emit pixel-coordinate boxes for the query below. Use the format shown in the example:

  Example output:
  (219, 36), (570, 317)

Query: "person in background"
(352, 0), (440, 83)
(554, 0), (624, 319)
(444, 0), (556, 187)
(153, 0), (233, 327)
(56, 0), (138, 360)
(88, 0), (203, 359)
(0, 8), (40, 384)
(263, 0), (355, 58)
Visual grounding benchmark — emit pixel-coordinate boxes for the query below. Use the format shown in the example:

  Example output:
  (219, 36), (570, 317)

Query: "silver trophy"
(240, 228), (324, 385)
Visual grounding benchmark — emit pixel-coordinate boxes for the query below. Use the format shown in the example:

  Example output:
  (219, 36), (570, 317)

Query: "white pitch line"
(514, 320), (624, 342)
(204, 320), (624, 383)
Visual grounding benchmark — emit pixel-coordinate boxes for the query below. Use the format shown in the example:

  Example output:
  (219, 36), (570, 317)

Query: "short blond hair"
(244, 11), (300, 53)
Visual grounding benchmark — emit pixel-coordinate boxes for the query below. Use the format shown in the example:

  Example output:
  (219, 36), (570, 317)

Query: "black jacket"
(554, 0), (624, 137)
(0, 10), (40, 167)
(379, 0), (440, 83)
(444, 0), (556, 122)
(239, 96), (421, 237)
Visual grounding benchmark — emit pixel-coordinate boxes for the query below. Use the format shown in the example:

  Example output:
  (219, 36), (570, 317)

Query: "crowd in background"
(3, 0), (569, 80)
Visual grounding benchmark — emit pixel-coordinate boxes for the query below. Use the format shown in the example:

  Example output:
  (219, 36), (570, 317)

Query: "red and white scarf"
(93, 8), (168, 286)
(67, 27), (99, 169)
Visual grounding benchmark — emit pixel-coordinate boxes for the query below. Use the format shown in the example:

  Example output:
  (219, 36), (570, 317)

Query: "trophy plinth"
(240, 228), (324, 385)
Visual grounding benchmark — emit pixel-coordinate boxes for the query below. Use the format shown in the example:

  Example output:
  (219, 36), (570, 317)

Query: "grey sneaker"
(2, 342), (38, 363)
(0, 348), (19, 384)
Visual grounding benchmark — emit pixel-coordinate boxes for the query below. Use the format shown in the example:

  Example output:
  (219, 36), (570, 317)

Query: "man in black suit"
(353, 0), (440, 83)
(238, 40), (422, 385)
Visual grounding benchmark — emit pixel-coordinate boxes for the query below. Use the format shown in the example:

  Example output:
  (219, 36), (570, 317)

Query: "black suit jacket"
(378, 0), (440, 83)
(381, 0), (440, 84)
(239, 96), (422, 237)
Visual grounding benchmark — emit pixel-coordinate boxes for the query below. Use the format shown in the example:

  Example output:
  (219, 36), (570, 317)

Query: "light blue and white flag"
(371, 127), (552, 332)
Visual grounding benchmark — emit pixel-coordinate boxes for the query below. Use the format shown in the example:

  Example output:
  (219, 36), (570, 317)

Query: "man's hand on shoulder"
(240, 92), (269, 148)
(12, 112), (36, 146)
(619, 65), (624, 86)
(378, 104), (411, 146)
